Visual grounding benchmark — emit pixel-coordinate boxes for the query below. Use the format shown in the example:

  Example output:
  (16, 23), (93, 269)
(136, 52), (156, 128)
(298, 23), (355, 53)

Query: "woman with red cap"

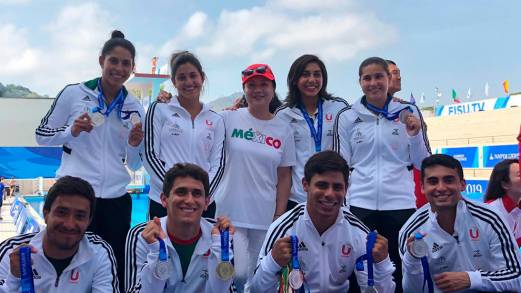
(213, 64), (296, 292)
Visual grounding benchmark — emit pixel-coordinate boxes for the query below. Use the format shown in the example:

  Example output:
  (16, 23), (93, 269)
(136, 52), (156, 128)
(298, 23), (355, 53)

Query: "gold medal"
(216, 262), (235, 280)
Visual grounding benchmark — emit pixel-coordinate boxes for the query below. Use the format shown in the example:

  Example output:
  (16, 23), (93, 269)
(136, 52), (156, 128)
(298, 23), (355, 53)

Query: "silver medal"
(90, 112), (105, 127)
(154, 260), (171, 280)
(288, 269), (304, 289)
(130, 112), (141, 126)
(410, 238), (429, 258)
(216, 262), (235, 280)
(365, 286), (378, 293)
(399, 109), (412, 124)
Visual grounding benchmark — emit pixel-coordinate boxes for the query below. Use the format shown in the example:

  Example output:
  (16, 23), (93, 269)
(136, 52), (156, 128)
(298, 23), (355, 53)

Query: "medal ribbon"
(95, 78), (126, 118)
(366, 231), (377, 287)
(290, 235), (300, 270)
(220, 229), (230, 262)
(158, 237), (167, 262)
(365, 96), (413, 121)
(298, 99), (323, 152)
(19, 246), (35, 293)
(414, 233), (434, 293)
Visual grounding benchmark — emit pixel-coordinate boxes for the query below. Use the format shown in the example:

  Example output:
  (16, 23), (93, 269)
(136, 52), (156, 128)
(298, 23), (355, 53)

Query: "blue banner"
(440, 147), (479, 168)
(0, 147), (61, 178)
(482, 144), (519, 168)
(463, 179), (488, 202)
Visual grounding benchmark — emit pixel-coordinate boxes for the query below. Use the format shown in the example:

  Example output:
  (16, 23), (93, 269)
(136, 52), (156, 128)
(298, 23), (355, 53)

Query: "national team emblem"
(469, 228), (479, 241)
(325, 114), (333, 121)
(205, 119), (213, 127)
(341, 244), (352, 257)
(70, 269), (80, 283)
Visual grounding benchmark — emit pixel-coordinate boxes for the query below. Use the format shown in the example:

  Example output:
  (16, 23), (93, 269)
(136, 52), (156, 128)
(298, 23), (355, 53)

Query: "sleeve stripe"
(35, 84), (77, 138)
(0, 233), (36, 261)
(465, 200), (521, 281)
(124, 223), (147, 292)
(209, 127), (226, 197)
(332, 105), (350, 153)
(342, 210), (370, 234)
(398, 210), (429, 255)
(144, 101), (167, 182)
(262, 205), (305, 255)
(85, 232), (120, 293)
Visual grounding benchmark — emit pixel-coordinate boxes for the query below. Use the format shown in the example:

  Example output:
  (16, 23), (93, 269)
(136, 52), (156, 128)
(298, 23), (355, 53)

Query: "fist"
(211, 216), (235, 236)
(372, 233), (389, 263)
(9, 245), (37, 278)
(141, 217), (167, 244)
(271, 236), (292, 267)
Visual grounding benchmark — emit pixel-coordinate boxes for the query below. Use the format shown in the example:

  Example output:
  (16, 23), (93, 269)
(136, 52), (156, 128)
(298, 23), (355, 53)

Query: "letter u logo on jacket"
(70, 269), (80, 283)
(469, 228), (479, 241)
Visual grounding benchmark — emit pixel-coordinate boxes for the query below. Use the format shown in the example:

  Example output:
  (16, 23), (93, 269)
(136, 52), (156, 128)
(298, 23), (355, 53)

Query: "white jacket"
(143, 98), (225, 203)
(0, 230), (120, 293)
(35, 78), (144, 198)
(251, 203), (395, 293)
(275, 97), (349, 203)
(124, 217), (235, 293)
(333, 97), (431, 210)
(399, 199), (521, 292)
(487, 196), (521, 247)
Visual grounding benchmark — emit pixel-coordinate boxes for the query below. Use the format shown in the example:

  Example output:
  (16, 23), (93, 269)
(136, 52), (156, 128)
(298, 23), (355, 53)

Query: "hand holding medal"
(211, 217), (235, 281)
(355, 231), (389, 293)
(399, 109), (420, 136)
(127, 112), (144, 147)
(407, 232), (434, 293)
(19, 245), (35, 293)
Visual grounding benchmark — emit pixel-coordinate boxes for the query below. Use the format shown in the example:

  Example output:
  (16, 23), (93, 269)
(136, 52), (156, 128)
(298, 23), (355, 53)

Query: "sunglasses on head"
(242, 66), (267, 77)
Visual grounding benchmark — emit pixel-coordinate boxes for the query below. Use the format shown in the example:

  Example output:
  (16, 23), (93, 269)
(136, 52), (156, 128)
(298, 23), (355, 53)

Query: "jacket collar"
(502, 195), (520, 213)
(81, 77), (129, 99)
(168, 96), (210, 115)
(160, 216), (213, 256)
(352, 96), (412, 118)
(303, 203), (346, 233)
(29, 229), (95, 269)
(428, 200), (468, 235)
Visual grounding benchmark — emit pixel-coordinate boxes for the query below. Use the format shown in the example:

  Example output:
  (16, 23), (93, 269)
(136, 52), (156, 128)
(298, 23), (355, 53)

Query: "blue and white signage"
(463, 180), (488, 202)
(482, 144), (519, 168)
(440, 147), (479, 168)
(435, 96), (518, 117)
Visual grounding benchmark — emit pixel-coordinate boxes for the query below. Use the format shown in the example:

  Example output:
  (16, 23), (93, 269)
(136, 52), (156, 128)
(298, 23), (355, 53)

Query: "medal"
(154, 238), (171, 280)
(19, 245), (35, 293)
(130, 112), (141, 126)
(298, 99), (323, 152)
(355, 231), (378, 292)
(410, 233), (429, 259)
(90, 111), (105, 127)
(288, 235), (304, 290)
(365, 286), (379, 293)
(216, 229), (235, 280)
(399, 109), (412, 124)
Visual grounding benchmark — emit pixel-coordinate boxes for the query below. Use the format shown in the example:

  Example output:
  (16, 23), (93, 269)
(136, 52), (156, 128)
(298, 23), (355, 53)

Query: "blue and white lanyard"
(93, 78), (125, 118)
(365, 96), (412, 121)
(220, 229), (230, 262)
(158, 237), (167, 262)
(415, 233), (434, 293)
(298, 99), (323, 152)
(355, 231), (377, 288)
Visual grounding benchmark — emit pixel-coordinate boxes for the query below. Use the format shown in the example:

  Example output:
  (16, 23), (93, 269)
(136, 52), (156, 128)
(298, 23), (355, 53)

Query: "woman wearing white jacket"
(144, 51), (225, 219)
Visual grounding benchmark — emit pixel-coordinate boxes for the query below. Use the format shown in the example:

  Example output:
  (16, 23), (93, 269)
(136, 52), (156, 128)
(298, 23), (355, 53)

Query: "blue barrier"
(440, 146), (479, 168)
(482, 144), (519, 168)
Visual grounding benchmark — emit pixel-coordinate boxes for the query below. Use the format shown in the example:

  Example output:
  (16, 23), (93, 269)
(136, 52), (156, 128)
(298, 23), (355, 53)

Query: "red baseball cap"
(241, 64), (276, 85)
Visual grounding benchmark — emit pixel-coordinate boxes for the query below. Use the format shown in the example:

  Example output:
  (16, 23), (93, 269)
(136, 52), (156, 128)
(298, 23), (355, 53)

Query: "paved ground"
(0, 198), (19, 242)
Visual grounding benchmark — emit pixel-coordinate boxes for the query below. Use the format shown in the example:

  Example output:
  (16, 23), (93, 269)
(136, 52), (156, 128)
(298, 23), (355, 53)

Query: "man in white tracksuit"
(400, 154), (521, 292)
(125, 163), (235, 292)
(251, 151), (395, 292)
(0, 176), (119, 292)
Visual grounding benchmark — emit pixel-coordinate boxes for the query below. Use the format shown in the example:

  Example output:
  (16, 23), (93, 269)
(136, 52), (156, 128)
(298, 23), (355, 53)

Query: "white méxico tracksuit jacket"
(124, 217), (234, 293)
(251, 203), (395, 292)
(0, 230), (119, 293)
(275, 97), (349, 203)
(333, 97), (431, 210)
(35, 78), (144, 198)
(399, 199), (521, 292)
(143, 98), (225, 204)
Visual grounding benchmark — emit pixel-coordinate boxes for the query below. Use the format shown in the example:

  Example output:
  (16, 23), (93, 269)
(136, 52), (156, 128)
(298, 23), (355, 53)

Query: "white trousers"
(233, 227), (267, 293)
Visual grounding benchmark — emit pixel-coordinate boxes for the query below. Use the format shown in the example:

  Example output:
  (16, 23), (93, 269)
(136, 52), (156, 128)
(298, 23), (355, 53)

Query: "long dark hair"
(285, 54), (335, 108)
(484, 159), (518, 201)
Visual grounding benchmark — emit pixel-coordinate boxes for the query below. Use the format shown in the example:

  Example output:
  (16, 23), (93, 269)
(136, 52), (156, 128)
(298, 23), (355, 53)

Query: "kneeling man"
(400, 154), (521, 292)
(251, 151), (395, 292)
(125, 163), (235, 292)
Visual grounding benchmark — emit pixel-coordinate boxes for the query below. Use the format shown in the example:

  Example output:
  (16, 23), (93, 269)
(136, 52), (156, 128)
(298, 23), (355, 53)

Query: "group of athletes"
(0, 30), (519, 292)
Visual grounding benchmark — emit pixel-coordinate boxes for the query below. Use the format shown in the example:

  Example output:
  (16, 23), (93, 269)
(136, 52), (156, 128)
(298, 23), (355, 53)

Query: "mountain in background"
(0, 82), (44, 98)
(207, 91), (243, 111)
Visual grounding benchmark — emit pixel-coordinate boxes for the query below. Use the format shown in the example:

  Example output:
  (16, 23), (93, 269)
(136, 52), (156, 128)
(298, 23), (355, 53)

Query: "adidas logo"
(354, 117), (363, 123)
(290, 118), (298, 123)
(32, 268), (42, 279)
(82, 96), (91, 101)
(432, 242), (443, 253)
(172, 113), (180, 118)
(298, 241), (308, 251)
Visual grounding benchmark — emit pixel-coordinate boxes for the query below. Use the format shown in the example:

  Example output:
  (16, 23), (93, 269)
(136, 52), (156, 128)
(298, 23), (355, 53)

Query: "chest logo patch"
(70, 269), (80, 283)
(341, 244), (352, 257)
(325, 113), (333, 122)
(469, 228), (480, 241)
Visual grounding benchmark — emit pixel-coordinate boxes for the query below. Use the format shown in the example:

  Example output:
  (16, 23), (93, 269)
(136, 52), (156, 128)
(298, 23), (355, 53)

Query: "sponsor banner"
(435, 96), (518, 117)
(463, 180), (488, 202)
(440, 146), (479, 168)
(482, 144), (519, 168)
(0, 147), (61, 178)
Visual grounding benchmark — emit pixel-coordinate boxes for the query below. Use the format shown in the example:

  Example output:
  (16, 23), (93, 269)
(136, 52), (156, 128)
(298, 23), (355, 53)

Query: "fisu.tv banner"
(438, 146), (479, 168)
(0, 147), (61, 179)
(482, 144), (519, 168)
(435, 96), (515, 117)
